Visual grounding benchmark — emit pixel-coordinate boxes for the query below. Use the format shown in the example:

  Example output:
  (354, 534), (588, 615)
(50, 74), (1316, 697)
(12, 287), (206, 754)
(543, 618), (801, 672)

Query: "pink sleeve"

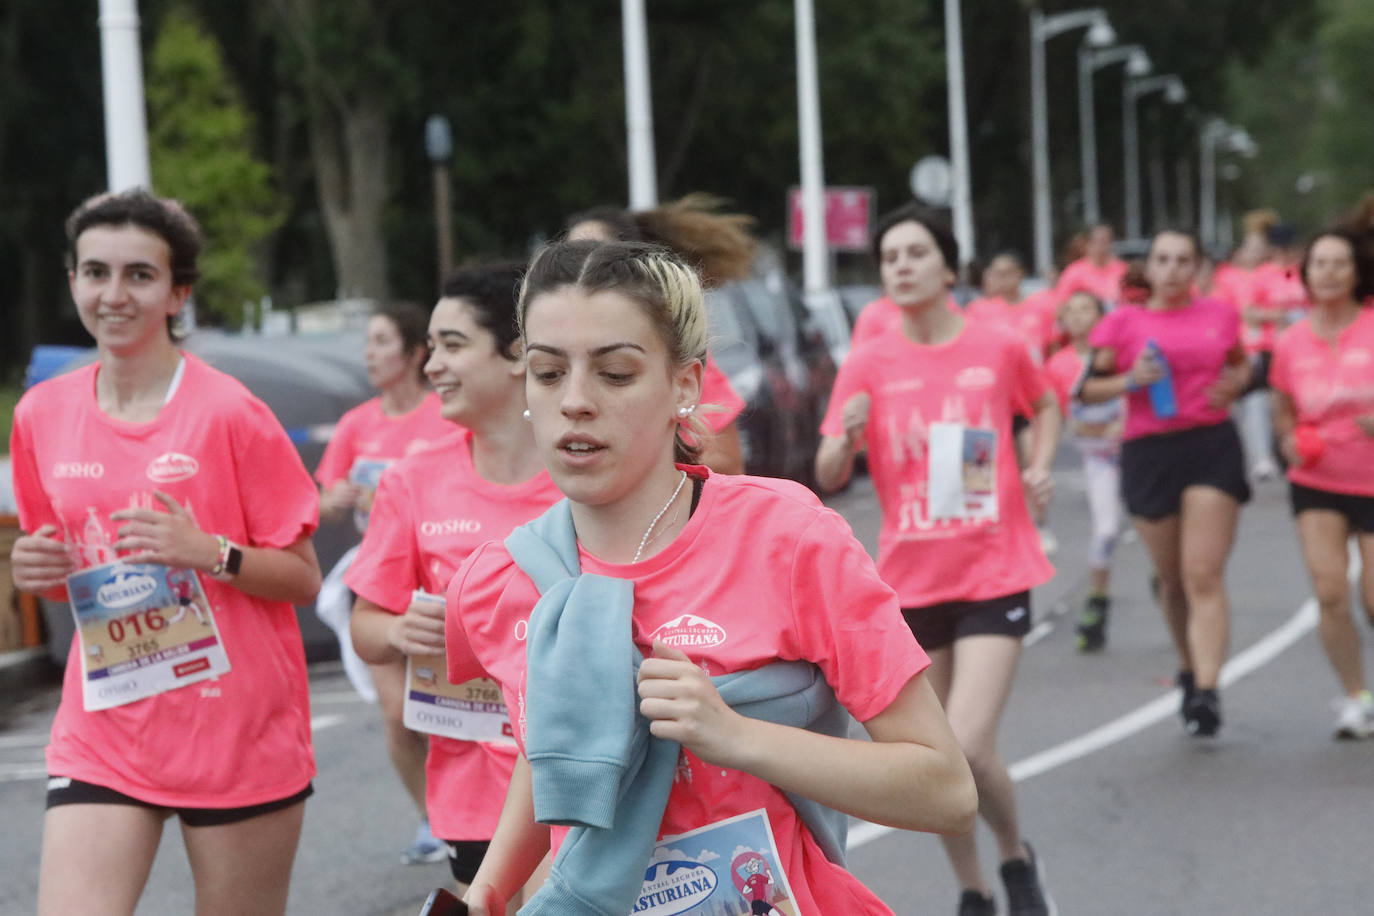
(314, 409), (358, 486)
(819, 350), (870, 437)
(445, 542), (510, 685)
(1087, 307), (1123, 357)
(849, 305), (881, 348)
(232, 397), (320, 548)
(9, 398), (60, 536)
(700, 355), (745, 431)
(1269, 331), (1294, 397)
(344, 469), (419, 613)
(1008, 338), (1049, 411)
(1053, 264), (1081, 301)
(784, 508), (928, 721)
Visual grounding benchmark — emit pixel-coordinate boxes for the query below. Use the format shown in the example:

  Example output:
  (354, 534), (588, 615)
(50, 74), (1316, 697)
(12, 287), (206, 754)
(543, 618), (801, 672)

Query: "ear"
(673, 358), (704, 418)
(168, 284), (193, 315)
(505, 338), (526, 378)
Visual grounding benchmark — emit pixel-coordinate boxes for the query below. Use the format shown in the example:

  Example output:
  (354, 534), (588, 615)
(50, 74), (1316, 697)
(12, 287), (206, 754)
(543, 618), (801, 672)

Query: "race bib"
(402, 592), (515, 744)
(348, 457), (393, 532)
(927, 422), (999, 522)
(635, 809), (801, 915)
(67, 562), (231, 711)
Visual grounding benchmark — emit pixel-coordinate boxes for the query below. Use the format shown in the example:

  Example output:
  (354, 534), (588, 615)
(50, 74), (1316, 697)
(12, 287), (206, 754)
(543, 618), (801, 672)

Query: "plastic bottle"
(1144, 339), (1177, 419)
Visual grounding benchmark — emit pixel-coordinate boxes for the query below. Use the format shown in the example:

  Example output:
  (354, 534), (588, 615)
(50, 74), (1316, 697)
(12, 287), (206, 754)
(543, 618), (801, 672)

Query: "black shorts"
(46, 776), (313, 828)
(444, 839), (490, 885)
(1290, 481), (1374, 533)
(1120, 421), (1251, 520)
(902, 591), (1033, 652)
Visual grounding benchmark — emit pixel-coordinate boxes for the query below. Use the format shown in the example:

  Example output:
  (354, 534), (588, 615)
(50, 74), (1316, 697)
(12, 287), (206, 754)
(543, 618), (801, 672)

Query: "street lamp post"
(621, 0), (657, 209)
(1123, 74), (1186, 242)
(795, 0), (829, 294)
(1030, 6), (1114, 277)
(424, 115), (454, 288)
(944, 0), (975, 267)
(1077, 43), (1150, 227)
(98, 0), (151, 191)
(1199, 119), (1257, 253)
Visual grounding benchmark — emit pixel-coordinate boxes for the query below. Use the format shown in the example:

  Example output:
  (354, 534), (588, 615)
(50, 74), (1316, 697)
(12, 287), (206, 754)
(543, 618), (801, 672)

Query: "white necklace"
(633, 471), (688, 563)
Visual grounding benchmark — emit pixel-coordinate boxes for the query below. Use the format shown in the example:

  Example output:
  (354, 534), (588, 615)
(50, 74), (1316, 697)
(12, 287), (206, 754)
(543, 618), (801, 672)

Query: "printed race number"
(106, 608), (167, 643)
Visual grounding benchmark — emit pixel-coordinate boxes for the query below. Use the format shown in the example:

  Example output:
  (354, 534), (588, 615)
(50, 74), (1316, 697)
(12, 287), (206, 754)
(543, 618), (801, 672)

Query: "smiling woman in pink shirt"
(10, 190), (321, 915)
(1080, 229), (1252, 739)
(817, 204), (1060, 916)
(1270, 228), (1374, 740)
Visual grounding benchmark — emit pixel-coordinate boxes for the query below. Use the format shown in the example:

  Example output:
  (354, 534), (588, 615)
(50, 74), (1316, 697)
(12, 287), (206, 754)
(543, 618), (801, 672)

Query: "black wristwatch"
(211, 535), (244, 581)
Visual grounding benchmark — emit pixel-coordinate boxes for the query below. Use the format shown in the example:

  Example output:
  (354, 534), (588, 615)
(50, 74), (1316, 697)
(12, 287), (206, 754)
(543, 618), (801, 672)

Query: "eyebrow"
(432, 328), (470, 342)
(526, 342), (647, 358)
(78, 258), (161, 273)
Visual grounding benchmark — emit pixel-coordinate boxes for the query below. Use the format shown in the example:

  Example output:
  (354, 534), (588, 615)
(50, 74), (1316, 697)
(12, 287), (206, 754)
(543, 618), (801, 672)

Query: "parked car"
(705, 274), (836, 489)
(22, 331), (374, 665)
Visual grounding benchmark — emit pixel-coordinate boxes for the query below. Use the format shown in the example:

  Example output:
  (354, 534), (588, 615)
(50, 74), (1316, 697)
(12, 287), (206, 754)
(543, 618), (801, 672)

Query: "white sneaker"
(1332, 694), (1372, 740)
(1251, 459), (1279, 482)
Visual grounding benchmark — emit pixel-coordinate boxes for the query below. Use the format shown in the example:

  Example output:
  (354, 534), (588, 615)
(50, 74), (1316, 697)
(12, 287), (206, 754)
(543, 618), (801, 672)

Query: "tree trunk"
(306, 91), (390, 302)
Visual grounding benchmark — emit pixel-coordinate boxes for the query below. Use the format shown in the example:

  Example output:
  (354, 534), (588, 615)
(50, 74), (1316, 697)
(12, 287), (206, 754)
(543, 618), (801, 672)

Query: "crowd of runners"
(8, 184), (1374, 915)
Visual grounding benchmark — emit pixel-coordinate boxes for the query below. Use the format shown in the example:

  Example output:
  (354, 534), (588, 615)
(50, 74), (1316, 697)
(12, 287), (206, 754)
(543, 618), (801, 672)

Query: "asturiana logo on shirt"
(53, 462), (105, 479)
(649, 614), (727, 649)
(146, 452), (199, 483)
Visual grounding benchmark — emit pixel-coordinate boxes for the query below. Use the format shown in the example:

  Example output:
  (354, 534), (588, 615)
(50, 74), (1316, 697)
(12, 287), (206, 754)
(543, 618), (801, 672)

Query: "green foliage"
(146, 5), (283, 325)
(0, 384), (19, 456)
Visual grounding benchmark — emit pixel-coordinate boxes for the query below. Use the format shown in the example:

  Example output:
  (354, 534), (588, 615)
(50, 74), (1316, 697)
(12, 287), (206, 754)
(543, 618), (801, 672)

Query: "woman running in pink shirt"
(1080, 229), (1252, 738)
(1270, 227), (1374, 739)
(817, 204), (1060, 916)
(10, 190), (321, 915)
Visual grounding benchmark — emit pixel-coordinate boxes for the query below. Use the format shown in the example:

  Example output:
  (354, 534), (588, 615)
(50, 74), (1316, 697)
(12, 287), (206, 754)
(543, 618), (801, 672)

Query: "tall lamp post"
(1123, 74), (1186, 241)
(424, 115), (454, 288)
(621, 0), (657, 209)
(944, 0), (975, 266)
(1077, 43), (1151, 227)
(795, 0), (829, 295)
(98, 0), (151, 190)
(1030, 6), (1114, 277)
(1199, 119), (1257, 253)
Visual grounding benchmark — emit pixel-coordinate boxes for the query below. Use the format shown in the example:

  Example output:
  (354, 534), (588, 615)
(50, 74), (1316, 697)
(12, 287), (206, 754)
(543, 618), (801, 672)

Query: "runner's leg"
(1356, 532), (1374, 628)
(1132, 513), (1190, 672)
(181, 800), (306, 916)
(1296, 510), (1363, 696)
(932, 635), (1026, 893)
(1178, 486), (1241, 689)
(370, 658), (429, 816)
(38, 804), (165, 916)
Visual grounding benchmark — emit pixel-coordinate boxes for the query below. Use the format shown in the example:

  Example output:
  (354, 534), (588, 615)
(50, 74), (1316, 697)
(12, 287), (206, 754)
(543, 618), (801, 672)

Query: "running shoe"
(957, 890), (997, 916)
(400, 820), (448, 865)
(1183, 688), (1222, 738)
(1000, 841), (1056, 916)
(1075, 595), (1109, 653)
(1332, 693), (1373, 741)
(1250, 458), (1279, 482)
(1176, 670), (1196, 724)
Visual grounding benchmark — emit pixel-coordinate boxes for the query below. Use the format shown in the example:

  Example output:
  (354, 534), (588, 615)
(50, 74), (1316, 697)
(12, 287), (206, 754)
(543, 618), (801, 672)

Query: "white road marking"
(0, 765), (50, 784)
(0, 733), (49, 750)
(848, 546), (1359, 852)
(310, 714), (344, 732)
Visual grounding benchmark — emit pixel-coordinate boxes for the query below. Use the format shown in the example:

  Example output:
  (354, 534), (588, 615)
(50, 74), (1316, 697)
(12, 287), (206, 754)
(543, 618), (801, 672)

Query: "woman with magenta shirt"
(1080, 229), (1252, 738)
(1270, 228), (1374, 739)
(10, 190), (321, 914)
(315, 300), (454, 865)
(816, 204), (1059, 916)
(348, 263), (561, 900)
(447, 240), (975, 915)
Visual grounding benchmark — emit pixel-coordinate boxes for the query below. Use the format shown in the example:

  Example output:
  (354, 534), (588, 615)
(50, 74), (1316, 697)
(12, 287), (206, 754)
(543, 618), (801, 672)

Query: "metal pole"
(795, 0), (829, 292)
(621, 0), (657, 208)
(1148, 136), (1169, 232)
(98, 0), (151, 191)
(945, 0), (975, 266)
(1175, 156), (1194, 229)
(1078, 45), (1099, 227)
(1029, 9), (1052, 277)
(1199, 123), (1217, 252)
(1123, 81), (1141, 241)
(432, 163), (453, 287)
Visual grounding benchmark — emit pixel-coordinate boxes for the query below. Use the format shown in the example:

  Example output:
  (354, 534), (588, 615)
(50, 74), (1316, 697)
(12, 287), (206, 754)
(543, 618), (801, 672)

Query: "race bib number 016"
(402, 592), (515, 744)
(67, 561), (231, 711)
(634, 809), (801, 915)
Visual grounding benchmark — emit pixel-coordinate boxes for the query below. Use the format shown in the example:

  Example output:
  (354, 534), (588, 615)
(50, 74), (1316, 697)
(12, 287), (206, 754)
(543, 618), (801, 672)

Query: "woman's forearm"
(231, 537), (321, 606)
(814, 435), (858, 494)
(468, 755), (552, 903)
(351, 599), (403, 664)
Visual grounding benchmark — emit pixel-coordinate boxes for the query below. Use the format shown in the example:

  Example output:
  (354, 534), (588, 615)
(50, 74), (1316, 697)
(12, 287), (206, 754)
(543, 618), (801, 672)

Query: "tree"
(146, 5), (284, 326)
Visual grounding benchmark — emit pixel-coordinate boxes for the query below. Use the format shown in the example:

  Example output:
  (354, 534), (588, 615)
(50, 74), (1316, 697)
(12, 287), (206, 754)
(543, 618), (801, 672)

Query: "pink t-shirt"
(1271, 309), (1374, 497)
(345, 428), (561, 840)
(850, 295), (960, 349)
(1044, 346), (1125, 436)
(965, 296), (1058, 365)
(314, 392), (451, 487)
(700, 354), (745, 432)
(10, 354), (318, 807)
(445, 472), (928, 916)
(1088, 298), (1241, 441)
(1055, 257), (1128, 305)
(821, 321), (1054, 606)
(1213, 262), (1281, 354)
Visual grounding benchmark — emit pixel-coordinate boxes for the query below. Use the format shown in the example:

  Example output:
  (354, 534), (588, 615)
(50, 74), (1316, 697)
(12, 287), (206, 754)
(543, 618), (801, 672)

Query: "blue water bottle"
(1144, 339), (1177, 419)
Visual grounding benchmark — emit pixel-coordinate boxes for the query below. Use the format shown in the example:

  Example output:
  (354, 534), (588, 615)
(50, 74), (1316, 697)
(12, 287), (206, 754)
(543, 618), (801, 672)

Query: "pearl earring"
(522, 409), (531, 420)
(677, 405), (695, 419)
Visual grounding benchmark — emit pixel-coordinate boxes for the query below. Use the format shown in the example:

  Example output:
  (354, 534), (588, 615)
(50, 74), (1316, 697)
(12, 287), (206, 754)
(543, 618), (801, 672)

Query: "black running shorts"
(46, 775), (313, 827)
(901, 591), (1033, 652)
(444, 839), (490, 885)
(1290, 481), (1374, 533)
(1120, 420), (1251, 520)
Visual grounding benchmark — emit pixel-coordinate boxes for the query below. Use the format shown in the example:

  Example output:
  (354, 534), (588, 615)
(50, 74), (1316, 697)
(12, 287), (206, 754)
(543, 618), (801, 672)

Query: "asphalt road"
(2, 454), (1372, 915)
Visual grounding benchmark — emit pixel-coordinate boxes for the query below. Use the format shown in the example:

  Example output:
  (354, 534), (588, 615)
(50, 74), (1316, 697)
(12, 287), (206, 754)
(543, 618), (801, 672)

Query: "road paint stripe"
(310, 714), (344, 732)
(848, 547), (1358, 852)
(0, 733), (49, 750)
(0, 765), (50, 784)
